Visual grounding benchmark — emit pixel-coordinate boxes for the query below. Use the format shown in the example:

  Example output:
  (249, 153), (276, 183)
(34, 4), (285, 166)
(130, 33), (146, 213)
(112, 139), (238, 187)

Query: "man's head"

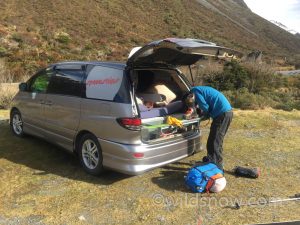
(182, 92), (195, 108)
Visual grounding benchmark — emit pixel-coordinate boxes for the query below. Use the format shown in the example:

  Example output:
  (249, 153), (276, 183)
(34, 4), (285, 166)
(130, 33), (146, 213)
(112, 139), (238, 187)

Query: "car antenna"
(188, 65), (195, 86)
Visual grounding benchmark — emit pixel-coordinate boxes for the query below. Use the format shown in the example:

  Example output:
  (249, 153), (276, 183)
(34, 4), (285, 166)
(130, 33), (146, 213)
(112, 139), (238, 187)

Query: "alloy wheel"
(81, 139), (99, 170)
(12, 113), (23, 135)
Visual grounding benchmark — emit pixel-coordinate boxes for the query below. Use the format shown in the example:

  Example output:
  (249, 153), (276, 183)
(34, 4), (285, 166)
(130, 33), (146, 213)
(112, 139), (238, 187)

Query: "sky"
(243, 0), (300, 33)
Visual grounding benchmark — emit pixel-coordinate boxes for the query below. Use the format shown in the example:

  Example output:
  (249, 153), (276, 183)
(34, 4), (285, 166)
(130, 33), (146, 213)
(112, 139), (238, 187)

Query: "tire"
(78, 133), (104, 175)
(10, 109), (24, 137)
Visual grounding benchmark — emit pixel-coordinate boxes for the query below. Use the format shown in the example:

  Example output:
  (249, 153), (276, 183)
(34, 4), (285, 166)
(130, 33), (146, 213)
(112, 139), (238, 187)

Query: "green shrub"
(202, 61), (249, 90)
(0, 47), (8, 57)
(0, 84), (18, 109)
(0, 92), (14, 109)
(199, 60), (300, 110)
(84, 43), (93, 51)
(12, 33), (23, 43)
(223, 89), (276, 110)
(242, 62), (277, 93)
(274, 102), (294, 111)
(54, 31), (71, 44)
(201, 61), (278, 93)
(223, 87), (299, 111)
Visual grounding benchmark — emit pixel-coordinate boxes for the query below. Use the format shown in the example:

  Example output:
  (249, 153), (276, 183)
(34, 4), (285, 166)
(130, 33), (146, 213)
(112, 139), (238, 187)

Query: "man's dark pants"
(207, 111), (233, 169)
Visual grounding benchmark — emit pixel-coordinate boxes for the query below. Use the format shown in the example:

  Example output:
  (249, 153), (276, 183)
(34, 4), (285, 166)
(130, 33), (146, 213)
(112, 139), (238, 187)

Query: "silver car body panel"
(13, 91), (47, 139)
(78, 99), (142, 144)
(43, 94), (82, 151)
(99, 131), (201, 175)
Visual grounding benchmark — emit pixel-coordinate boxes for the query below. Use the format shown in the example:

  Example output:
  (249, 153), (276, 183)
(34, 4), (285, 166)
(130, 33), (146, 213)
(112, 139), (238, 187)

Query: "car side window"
(85, 65), (130, 103)
(47, 65), (85, 97)
(28, 70), (52, 93)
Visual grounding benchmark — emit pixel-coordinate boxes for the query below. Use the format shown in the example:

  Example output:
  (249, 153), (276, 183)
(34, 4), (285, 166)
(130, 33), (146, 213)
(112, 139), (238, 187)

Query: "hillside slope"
(0, 0), (299, 80)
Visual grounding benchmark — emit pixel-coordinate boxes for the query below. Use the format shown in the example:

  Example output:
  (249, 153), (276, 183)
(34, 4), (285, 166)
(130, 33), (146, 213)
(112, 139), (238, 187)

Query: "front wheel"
(10, 110), (24, 137)
(78, 133), (104, 175)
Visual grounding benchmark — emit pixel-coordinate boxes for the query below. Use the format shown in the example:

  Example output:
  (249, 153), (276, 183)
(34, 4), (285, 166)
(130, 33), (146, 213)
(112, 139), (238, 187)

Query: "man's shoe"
(202, 156), (210, 162)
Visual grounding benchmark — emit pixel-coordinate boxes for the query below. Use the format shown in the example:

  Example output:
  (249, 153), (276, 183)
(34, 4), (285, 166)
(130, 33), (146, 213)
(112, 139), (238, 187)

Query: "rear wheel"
(78, 133), (104, 175)
(10, 110), (24, 137)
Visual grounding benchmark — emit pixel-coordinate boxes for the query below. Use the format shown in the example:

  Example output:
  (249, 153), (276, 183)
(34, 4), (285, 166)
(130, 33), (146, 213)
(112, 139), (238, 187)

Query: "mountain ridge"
(0, 0), (299, 80)
(270, 20), (298, 35)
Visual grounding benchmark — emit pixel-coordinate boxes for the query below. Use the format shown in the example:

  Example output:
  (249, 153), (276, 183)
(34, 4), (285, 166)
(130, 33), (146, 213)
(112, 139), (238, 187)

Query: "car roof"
(51, 61), (126, 70)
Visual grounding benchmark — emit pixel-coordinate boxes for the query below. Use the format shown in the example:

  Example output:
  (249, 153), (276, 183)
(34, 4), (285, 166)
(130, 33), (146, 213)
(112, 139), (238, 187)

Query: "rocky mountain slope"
(0, 0), (299, 80)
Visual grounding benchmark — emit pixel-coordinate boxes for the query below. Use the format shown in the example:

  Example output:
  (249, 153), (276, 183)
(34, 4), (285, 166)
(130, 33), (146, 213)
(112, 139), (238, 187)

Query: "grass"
(0, 109), (9, 119)
(0, 109), (299, 224)
(0, 83), (18, 109)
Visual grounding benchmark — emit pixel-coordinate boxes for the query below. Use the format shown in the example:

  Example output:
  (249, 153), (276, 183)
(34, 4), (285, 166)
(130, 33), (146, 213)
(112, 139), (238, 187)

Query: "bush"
(199, 60), (299, 110)
(12, 33), (23, 43)
(223, 88), (276, 110)
(242, 62), (277, 93)
(274, 102), (294, 111)
(201, 61), (249, 90)
(201, 61), (278, 92)
(0, 46), (8, 57)
(0, 84), (18, 109)
(54, 31), (71, 44)
(84, 43), (93, 51)
(270, 91), (300, 111)
(0, 92), (14, 109)
(0, 59), (13, 82)
(224, 88), (300, 111)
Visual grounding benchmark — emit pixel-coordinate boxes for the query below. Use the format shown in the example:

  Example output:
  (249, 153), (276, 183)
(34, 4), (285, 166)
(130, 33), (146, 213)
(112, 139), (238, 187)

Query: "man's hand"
(196, 108), (209, 121)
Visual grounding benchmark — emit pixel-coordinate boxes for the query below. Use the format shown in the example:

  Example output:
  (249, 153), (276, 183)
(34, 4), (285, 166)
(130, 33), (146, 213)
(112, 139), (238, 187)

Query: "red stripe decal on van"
(86, 78), (120, 86)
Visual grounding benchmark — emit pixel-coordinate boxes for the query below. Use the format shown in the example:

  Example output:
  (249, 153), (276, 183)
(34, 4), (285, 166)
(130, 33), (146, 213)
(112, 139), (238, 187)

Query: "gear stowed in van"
(132, 68), (200, 143)
(141, 115), (200, 142)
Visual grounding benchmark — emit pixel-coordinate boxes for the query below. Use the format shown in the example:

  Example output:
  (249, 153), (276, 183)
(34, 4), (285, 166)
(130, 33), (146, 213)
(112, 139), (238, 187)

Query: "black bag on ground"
(234, 166), (260, 178)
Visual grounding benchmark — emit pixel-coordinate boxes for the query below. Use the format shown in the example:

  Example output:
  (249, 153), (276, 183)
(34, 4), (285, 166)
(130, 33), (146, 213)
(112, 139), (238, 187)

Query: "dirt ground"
(0, 109), (299, 225)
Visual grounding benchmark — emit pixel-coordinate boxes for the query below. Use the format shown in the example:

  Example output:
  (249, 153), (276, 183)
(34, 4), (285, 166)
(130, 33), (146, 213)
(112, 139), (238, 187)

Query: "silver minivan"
(10, 38), (241, 175)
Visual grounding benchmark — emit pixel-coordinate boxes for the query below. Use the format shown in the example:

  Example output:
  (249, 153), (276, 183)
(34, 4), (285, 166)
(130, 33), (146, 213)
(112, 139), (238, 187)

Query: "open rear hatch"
(127, 38), (243, 67)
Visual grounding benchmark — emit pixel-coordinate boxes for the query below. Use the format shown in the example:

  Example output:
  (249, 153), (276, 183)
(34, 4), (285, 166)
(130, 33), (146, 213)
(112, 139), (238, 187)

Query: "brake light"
(117, 117), (141, 131)
(133, 153), (144, 158)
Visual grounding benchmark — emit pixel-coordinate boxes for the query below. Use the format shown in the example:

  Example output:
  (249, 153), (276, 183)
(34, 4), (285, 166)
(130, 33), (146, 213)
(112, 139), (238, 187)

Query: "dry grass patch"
(0, 109), (299, 224)
(0, 83), (18, 109)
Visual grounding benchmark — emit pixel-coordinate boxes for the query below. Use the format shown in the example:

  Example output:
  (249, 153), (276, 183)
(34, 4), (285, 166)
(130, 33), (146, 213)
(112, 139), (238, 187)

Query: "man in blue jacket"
(190, 86), (233, 170)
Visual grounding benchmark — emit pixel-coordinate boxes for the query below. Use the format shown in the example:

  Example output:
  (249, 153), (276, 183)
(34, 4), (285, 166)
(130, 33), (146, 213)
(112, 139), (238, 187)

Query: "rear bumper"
(98, 132), (201, 175)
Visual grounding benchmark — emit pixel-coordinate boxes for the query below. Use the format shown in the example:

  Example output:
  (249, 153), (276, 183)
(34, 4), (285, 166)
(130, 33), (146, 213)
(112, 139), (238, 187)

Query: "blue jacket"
(191, 86), (232, 119)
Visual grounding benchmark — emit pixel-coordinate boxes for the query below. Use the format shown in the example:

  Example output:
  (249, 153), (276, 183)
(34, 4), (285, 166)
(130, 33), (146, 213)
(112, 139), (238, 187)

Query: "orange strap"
(206, 173), (224, 193)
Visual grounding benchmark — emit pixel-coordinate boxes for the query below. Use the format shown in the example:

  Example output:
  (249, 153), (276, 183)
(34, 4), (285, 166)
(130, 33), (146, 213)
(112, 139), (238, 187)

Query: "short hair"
(182, 91), (195, 107)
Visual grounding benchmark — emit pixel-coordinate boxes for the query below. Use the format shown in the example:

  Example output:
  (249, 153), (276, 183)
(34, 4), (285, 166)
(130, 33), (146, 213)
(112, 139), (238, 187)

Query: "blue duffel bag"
(185, 162), (225, 193)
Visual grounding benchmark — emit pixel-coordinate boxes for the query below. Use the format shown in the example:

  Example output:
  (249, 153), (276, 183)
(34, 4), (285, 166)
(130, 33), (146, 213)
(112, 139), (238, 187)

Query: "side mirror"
(19, 83), (27, 92)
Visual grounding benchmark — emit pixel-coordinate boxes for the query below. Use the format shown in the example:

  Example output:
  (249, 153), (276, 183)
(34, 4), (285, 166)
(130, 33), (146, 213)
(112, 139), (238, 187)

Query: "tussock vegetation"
(0, 59), (13, 83)
(0, 60), (24, 109)
(0, 83), (18, 109)
(197, 60), (300, 111)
